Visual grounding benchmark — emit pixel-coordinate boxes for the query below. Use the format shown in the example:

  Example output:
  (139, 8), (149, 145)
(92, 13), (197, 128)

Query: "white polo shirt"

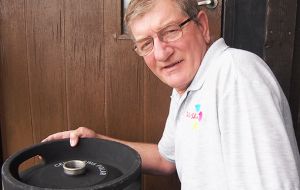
(158, 38), (300, 190)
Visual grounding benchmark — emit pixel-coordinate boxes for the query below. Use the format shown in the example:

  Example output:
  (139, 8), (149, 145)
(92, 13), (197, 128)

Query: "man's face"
(130, 0), (210, 95)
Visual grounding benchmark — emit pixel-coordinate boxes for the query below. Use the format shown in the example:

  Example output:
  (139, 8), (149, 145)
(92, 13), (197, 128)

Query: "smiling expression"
(129, 0), (211, 95)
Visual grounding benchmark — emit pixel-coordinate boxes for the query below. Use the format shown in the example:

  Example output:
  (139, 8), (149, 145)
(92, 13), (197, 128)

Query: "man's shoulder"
(218, 47), (273, 81)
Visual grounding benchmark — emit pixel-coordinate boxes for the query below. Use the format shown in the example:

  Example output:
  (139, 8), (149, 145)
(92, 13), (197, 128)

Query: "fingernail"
(70, 139), (76, 147)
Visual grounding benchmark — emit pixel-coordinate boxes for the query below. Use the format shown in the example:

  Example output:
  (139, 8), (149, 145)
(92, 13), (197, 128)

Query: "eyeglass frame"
(133, 17), (193, 56)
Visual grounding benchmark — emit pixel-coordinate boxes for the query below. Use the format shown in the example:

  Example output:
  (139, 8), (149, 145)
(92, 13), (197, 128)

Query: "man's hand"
(42, 127), (98, 147)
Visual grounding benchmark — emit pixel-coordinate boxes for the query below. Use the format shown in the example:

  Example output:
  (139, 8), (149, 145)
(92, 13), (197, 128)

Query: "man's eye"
(161, 27), (180, 39)
(140, 41), (152, 50)
(164, 25), (180, 33)
(164, 28), (179, 34)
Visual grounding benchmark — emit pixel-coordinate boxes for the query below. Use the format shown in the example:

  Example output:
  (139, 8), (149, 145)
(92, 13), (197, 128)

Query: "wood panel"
(25, 0), (67, 142)
(264, 0), (297, 97)
(290, 2), (300, 148)
(143, 70), (178, 190)
(103, 0), (144, 141)
(222, 0), (266, 57)
(203, 0), (223, 42)
(64, 0), (106, 133)
(0, 0), (33, 161)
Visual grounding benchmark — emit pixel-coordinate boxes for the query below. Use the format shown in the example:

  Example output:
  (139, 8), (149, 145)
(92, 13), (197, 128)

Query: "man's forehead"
(130, 5), (185, 41)
(131, 17), (182, 42)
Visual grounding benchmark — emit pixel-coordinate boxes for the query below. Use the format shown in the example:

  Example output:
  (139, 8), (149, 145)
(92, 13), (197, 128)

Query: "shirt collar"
(186, 38), (229, 92)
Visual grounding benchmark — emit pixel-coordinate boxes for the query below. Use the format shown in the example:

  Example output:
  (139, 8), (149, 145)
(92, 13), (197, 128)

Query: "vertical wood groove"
(63, 0), (70, 131)
(24, 0), (35, 145)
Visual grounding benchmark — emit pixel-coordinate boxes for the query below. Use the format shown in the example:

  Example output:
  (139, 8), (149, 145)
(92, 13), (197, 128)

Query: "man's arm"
(43, 127), (176, 175)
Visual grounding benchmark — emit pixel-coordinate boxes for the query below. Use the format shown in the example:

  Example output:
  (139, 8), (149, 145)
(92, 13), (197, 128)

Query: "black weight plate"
(21, 162), (122, 189)
(2, 138), (141, 190)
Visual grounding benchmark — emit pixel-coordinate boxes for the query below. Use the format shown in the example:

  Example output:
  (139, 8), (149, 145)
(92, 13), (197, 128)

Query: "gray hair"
(124, 0), (200, 34)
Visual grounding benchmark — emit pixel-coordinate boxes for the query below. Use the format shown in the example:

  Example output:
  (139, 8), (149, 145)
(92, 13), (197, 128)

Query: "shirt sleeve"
(158, 95), (177, 163)
(218, 50), (300, 189)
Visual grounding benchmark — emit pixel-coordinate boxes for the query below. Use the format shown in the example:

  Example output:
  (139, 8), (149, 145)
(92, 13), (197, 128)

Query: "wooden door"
(0, 0), (222, 189)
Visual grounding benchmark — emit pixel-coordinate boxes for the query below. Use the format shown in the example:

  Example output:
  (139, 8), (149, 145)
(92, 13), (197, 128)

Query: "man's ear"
(196, 10), (211, 44)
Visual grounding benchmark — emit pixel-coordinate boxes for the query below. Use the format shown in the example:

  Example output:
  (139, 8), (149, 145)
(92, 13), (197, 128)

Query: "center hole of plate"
(65, 161), (84, 169)
(63, 160), (86, 175)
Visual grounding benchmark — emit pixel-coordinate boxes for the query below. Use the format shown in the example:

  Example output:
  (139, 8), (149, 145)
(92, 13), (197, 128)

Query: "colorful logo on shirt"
(186, 104), (203, 129)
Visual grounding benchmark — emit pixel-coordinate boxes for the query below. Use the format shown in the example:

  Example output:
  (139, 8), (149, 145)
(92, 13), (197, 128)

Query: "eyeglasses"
(134, 17), (192, 56)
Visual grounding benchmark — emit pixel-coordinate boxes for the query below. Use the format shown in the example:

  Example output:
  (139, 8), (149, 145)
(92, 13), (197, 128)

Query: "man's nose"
(152, 37), (173, 61)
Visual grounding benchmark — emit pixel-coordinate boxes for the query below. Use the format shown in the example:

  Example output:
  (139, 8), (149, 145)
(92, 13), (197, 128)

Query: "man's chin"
(164, 80), (188, 91)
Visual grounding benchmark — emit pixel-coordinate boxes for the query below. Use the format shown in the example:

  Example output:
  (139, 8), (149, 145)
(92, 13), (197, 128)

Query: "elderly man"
(44, 0), (300, 189)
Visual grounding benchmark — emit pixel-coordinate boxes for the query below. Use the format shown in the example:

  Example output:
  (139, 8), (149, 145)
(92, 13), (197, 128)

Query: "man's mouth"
(164, 60), (183, 69)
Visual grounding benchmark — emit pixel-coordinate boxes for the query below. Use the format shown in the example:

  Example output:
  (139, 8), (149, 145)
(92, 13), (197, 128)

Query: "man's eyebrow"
(133, 18), (183, 42)
(155, 20), (180, 31)
(134, 36), (152, 43)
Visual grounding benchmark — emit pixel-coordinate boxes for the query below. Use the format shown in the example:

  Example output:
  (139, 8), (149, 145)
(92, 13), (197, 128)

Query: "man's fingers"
(69, 130), (80, 147)
(41, 127), (94, 147)
(42, 131), (72, 143)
